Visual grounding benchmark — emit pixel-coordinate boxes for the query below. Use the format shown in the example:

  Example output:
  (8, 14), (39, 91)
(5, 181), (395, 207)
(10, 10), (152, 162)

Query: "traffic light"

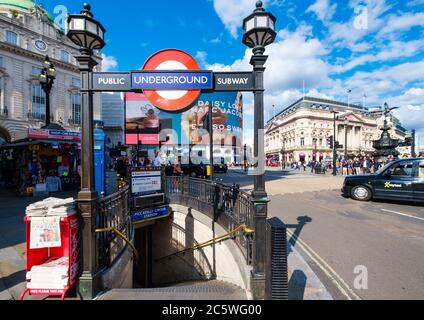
(327, 136), (334, 149)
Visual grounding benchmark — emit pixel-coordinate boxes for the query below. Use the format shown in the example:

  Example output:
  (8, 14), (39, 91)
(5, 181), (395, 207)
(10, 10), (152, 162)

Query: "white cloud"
(332, 39), (424, 73)
(195, 51), (208, 67)
(205, 24), (331, 92)
(326, 0), (392, 48)
(378, 12), (424, 37)
(307, 0), (337, 22)
(390, 88), (424, 131)
(101, 54), (118, 72)
(213, 0), (270, 38)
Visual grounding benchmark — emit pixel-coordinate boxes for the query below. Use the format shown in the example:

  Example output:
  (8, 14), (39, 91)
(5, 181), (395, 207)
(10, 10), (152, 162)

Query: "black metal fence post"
(265, 217), (288, 300)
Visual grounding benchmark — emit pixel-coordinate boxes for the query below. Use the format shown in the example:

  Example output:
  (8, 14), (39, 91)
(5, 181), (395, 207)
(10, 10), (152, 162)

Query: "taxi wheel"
(351, 186), (372, 201)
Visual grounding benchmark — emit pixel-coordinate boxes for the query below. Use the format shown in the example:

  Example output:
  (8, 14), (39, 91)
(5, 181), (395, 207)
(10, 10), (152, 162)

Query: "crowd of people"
(287, 156), (398, 176)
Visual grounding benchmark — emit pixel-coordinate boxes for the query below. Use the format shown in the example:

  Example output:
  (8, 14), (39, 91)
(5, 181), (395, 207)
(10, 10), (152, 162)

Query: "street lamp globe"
(43, 55), (51, 69)
(39, 72), (47, 84)
(66, 3), (106, 54)
(242, 1), (277, 54)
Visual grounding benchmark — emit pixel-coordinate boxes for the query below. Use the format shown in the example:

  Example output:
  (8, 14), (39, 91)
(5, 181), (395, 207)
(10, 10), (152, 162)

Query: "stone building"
(101, 92), (124, 146)
(0, 0), (102, 143)
(265, 96), (409, 163)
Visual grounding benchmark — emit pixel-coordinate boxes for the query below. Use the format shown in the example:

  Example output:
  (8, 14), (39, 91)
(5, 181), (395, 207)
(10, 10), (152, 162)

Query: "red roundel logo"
(142, 49), (201, 112)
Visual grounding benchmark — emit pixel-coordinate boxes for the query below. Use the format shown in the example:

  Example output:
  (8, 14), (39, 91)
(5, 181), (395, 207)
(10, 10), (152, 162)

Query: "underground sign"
(131, 49), (212, 113)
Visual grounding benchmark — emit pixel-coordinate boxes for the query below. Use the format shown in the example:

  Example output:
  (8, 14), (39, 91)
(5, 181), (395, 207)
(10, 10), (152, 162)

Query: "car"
(342, 158), (424, 203)
(214, 163), (228, 174)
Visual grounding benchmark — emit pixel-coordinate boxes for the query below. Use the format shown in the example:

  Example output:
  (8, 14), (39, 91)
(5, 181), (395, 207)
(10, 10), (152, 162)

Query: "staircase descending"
(97, 280), (248, 300)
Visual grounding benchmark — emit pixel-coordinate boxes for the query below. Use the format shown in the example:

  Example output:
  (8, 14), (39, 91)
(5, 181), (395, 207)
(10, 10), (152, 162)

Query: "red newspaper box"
(20, 214), (79, 300)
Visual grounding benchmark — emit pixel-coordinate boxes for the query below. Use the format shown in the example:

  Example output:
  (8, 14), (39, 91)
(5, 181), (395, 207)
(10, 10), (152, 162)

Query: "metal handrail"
(97, 185), (131, 269)
(95, 227), (139, 262)
(165, 176), (255, 265)
(155, 224), (254, 262)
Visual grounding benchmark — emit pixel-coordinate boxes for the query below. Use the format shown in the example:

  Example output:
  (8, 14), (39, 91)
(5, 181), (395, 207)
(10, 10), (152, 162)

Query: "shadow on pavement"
(288, 270), (307, 300)
(0, 269), (26, 292)
(286, 216), (313, 254)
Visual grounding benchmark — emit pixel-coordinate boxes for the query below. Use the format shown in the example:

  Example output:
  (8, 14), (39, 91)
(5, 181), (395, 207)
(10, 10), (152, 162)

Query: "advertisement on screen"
(125, 92), (243, 147)
(175, 92), (243, 146)
(125, 92), (173, 145)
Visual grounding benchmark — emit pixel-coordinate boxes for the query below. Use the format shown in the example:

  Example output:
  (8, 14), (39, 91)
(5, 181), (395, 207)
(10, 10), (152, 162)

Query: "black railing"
(165, 176), (254, 265)
(96, 185), (131, 269)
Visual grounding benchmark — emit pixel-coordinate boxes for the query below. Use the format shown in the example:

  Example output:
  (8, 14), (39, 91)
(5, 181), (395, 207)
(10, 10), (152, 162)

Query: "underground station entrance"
(87, 47), (288, 300)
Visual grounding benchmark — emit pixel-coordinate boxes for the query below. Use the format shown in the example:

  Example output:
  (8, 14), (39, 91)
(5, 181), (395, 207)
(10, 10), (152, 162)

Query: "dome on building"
(0, 0), (36, 12)
(0, 0), (55, 22)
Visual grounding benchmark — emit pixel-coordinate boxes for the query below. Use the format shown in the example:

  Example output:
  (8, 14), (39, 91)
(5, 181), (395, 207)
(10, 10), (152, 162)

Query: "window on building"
(31, 84), (46, 120)
(32, 66), (42, 76)
(71, 93), (81, 125)
(0, 56), (3, 68)
(60, 50), (70, 63)
(301, 138), (305, 146)
(6, 31), (18, 45)
(71, 77), (81, 87)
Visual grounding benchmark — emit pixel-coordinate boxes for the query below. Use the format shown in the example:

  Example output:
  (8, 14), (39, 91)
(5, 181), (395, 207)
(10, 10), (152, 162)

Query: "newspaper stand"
(20, 214), (79, 300)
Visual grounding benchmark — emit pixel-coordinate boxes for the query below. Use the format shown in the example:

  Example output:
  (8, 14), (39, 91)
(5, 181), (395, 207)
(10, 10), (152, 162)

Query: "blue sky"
(42, 0), (424, 148)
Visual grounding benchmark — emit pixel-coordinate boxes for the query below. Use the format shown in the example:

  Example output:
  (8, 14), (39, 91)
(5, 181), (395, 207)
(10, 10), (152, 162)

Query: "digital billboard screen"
(125, 92), (243, 147)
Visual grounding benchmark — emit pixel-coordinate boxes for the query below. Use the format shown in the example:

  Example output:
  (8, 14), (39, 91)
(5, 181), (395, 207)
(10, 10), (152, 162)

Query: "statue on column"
(372, 103), (400, 161)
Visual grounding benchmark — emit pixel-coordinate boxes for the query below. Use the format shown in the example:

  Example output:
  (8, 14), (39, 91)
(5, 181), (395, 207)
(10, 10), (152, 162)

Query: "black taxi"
(342, 158), (424, 203)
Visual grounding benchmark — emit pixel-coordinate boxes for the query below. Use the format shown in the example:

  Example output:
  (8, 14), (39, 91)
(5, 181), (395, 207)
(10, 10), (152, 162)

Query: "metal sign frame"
(90, 71), (255, 93)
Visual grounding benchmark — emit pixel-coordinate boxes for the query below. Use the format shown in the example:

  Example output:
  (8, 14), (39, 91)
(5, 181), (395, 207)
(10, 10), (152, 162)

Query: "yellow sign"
(384, 182), (391, 189)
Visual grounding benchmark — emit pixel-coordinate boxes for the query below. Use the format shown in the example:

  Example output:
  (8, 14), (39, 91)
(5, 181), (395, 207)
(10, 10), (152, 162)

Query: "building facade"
(0, 0), (102, 143)
(101, 92), (124, 146)
(265, 96), (410, 164)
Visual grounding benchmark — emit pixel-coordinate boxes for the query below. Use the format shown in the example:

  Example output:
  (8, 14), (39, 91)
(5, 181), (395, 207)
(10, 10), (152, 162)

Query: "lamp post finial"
(81, 3), (93, 17)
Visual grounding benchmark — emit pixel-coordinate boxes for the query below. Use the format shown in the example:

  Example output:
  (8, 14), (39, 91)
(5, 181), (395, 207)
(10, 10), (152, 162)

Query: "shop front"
(0, 129), (81, 196)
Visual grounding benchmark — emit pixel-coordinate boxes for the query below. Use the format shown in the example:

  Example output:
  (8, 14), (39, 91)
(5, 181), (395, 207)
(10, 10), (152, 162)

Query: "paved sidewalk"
(0, 184), (333, 300)
(0, 190), (76, 300)
(230, 169), (345, 196)
(287, 243), (333, 300)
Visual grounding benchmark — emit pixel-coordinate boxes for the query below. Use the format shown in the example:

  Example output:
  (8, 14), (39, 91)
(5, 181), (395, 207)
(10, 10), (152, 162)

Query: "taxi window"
(387, 161), (414, 177)
(419, 162), (424, 178)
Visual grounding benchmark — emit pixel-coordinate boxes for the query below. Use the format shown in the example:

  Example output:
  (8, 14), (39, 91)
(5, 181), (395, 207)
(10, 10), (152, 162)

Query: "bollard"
(265, 217), (288, 300)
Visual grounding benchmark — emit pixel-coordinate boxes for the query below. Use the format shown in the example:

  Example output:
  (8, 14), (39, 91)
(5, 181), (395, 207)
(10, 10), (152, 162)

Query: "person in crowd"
(153, 151), (163, 167)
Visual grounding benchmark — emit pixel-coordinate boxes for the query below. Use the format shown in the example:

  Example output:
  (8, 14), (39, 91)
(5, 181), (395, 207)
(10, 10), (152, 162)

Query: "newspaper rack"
(20, 214), (79, 300)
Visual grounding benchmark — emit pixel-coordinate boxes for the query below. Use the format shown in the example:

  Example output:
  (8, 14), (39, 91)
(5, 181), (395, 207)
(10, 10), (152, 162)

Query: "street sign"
(28, 128), (81, 141)
(141, 49), (202, 113)
(132, 205), (170, 224)
(131, 167), (162, 195)
(131, 71), (213, 90)
(92, 72), (131, 91)
(214, 72), (254, 91)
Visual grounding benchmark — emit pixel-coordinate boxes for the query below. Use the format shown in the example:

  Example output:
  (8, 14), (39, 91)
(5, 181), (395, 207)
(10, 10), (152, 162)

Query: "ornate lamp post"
(244, 144), (248, 173)
(281, 140), (286, 169)
(344, 119), (349, 159)
(332, 111), (339, 176)
(242, 0), (276, 299)
(67, 3), (106, 299)
(39, 55), (56, 128)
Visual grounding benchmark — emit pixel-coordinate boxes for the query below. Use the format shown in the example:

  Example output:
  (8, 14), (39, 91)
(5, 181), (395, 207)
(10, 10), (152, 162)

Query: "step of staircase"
(97, 280), (248, 300)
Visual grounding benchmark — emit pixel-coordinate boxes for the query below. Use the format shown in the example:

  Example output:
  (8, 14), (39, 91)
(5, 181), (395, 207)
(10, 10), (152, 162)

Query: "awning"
(0, 139), (81, 148)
